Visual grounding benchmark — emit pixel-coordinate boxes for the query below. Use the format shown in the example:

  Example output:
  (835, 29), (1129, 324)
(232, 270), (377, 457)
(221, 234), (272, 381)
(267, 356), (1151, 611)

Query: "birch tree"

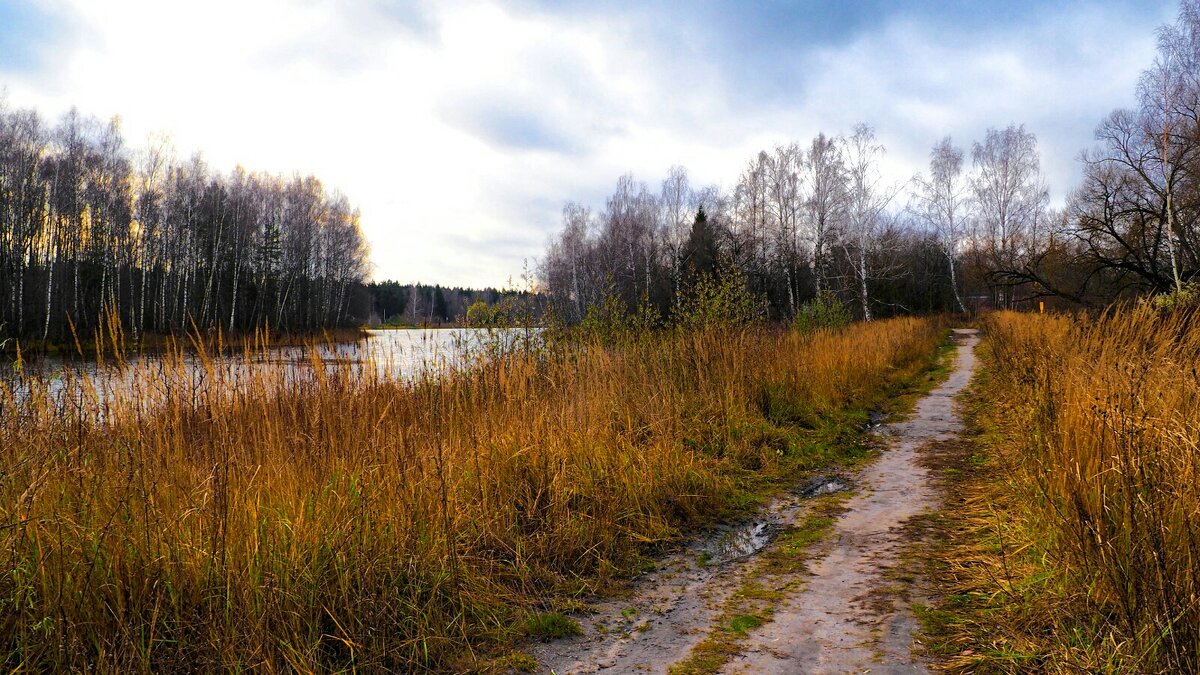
(659, 165), (693, 303)
(766, 143), (806, 313)
(911, 136), (970, 312)
(840, 124), (899, 320)
(805, 133), (847, 294)
(970, 124), (1048, 308)
(1139, 3), (1200, 292)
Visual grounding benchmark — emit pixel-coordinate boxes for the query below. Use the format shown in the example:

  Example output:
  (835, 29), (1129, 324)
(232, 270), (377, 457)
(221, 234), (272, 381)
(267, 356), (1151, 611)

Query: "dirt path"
(525, 474), (853, 674)
(726, 328), (979, 674)
(528, 329), (979, 674)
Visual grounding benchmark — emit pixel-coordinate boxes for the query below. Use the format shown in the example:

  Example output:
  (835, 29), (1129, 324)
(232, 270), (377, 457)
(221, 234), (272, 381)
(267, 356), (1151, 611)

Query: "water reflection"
(702, 520), (778, 566)
(1, 328), (533, 417)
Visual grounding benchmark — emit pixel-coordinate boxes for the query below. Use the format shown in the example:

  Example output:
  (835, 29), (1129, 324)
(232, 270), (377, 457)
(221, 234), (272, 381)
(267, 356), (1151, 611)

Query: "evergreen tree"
(681, 206), (720, 282)
(433, 285), (448, 323)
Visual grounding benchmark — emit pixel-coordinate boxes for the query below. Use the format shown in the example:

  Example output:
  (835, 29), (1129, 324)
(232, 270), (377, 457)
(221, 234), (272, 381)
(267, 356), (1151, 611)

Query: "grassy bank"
(917, 309), (1200, 673)
(0, 317), (943, 671)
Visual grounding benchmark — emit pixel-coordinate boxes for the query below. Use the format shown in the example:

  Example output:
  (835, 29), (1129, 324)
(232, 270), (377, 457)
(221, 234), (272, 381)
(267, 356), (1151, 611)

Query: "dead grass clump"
(0, 317), (941, 671)
(929, 309), (1200, 673)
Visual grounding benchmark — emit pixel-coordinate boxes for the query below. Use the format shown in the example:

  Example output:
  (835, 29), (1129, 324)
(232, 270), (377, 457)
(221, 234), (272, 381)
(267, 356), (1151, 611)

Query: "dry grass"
(920, 308), (1200, 673)
(4, 307), (367, 359)
(0, 317), (942, 671)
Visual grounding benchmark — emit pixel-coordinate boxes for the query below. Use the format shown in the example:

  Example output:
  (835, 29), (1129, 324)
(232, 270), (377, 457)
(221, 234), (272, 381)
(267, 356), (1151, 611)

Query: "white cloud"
(1, 0), (1175, 286)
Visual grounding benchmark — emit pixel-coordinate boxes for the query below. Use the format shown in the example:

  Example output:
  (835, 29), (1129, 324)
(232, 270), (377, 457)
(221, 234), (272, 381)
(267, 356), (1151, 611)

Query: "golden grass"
(0, 317), (942, 671)
(921, 308), (1200, 673)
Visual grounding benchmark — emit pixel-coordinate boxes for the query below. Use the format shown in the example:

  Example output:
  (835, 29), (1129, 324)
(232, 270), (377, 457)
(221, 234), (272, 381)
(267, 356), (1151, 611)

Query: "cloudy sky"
(0, 0), (1178, 288)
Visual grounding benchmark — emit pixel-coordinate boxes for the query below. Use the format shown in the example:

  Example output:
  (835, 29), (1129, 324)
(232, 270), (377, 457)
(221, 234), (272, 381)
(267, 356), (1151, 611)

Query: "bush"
(464, 299), (495, 327)
(578, 293), (660, 343)
(792, 291), (852, 334)
(1144, 282), (1200, 313)
(674, 270), (764, 330)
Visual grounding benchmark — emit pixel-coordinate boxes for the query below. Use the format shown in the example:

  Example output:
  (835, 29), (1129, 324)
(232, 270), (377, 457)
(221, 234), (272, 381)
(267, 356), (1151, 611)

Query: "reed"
(943, 308), (1200, 672)
(0, 317), (942, 671)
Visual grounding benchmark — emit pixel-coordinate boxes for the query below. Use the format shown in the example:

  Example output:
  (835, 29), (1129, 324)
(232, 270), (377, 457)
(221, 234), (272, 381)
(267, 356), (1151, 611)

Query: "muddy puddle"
(702, 471), (853, 566)
(702, 520), (777, 566)
(794, 473), (854, 499)
(525, 472), (853, 674)
(863, 407), (889, 432)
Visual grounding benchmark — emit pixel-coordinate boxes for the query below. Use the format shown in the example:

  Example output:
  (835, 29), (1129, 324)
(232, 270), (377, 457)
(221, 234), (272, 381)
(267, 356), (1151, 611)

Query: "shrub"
(465, 299), (495, 326)
(578, 293), (660, 343)
(792, 291), (852, 333)
(1144, 282), (1200, 313)
(674, 270), (764, 330)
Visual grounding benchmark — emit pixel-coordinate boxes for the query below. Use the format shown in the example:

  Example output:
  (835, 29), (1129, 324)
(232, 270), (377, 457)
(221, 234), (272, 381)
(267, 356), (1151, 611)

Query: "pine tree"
(681, 206), (719, 282)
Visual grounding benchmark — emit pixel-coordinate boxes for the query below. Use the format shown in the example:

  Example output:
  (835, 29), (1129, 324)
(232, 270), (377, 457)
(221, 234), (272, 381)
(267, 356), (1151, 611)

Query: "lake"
(2, 328), (536, 415)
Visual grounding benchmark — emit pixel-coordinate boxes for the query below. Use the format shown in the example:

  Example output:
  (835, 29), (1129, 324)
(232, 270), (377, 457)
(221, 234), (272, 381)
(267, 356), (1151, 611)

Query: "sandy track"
(526, 483), (837, 674)
(726, 328), (979, 673)
(529, 329), (979, 674)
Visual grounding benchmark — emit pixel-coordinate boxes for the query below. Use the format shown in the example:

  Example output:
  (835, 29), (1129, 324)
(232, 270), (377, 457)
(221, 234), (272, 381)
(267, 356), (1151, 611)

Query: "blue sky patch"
(0, 1), (59, 75)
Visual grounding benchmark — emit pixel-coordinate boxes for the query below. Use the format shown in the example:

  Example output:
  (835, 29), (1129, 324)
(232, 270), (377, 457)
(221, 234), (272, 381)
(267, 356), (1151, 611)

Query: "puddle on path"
(863, 408), (889, 432)
(700, 471), (851, 567)
(702, 520), (778, 566)
(524, 471), (852, 674)
(794, 473), (854, 499)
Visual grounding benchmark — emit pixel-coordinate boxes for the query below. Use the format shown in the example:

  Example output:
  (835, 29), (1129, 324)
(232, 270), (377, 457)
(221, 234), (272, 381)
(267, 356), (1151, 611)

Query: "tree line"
(368, 281), (539, 327)
(541, 1), (1200, 320)
(0, 98), (371, 345)
(539, 124), (1041, 322)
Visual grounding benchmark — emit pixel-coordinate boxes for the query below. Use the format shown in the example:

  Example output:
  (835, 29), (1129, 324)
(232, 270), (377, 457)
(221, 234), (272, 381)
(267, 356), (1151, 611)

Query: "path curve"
(529, 329), (980, 674)
(726, 327), (979, 674)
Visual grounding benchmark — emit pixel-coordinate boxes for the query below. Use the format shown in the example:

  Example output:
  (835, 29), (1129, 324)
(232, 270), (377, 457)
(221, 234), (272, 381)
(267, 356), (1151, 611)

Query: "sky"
(0, 0), (1179, 288)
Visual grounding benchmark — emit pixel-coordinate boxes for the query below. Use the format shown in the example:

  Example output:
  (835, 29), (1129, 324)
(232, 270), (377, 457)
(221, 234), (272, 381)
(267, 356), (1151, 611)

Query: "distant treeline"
(0, 99), (370, 345)
(367, 281), (539, 326)
(542, 2), (1200, 320)
(541, 130), (991, 323)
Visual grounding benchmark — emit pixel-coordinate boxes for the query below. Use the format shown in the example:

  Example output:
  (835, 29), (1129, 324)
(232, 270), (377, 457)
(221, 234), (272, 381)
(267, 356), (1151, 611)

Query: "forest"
(0, 102), (371, 345)
(540, 6), (1200, 321)
(367, 280), (540, 327)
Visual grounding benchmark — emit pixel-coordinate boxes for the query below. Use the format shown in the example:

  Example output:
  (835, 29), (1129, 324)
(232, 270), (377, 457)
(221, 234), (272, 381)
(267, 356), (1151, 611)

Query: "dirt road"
(529, 328), (980, 674)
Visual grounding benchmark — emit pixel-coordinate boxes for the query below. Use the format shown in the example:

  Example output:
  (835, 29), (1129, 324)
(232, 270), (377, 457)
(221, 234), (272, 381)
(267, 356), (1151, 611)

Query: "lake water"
(2, 328), (534, 414)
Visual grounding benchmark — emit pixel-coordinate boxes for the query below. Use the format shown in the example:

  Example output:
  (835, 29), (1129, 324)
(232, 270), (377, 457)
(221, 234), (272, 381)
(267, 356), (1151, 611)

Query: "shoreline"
(1, 326), (370, 362)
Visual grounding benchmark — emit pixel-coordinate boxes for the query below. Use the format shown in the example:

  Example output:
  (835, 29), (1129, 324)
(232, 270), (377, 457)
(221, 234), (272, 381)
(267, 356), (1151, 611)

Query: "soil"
(526, 329), (980, 674)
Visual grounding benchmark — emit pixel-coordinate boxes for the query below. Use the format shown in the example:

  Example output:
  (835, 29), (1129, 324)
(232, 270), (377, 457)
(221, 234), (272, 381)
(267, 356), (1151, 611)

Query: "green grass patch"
(728, 613), (765, 634)
(489, 650), (538, 672)
(521, 613), (582, 640)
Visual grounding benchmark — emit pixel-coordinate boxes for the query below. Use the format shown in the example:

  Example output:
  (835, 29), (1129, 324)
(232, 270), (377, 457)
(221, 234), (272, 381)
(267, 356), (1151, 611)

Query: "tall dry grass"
(0, 317), (942, 671)
(981, 308), (1200, 671)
